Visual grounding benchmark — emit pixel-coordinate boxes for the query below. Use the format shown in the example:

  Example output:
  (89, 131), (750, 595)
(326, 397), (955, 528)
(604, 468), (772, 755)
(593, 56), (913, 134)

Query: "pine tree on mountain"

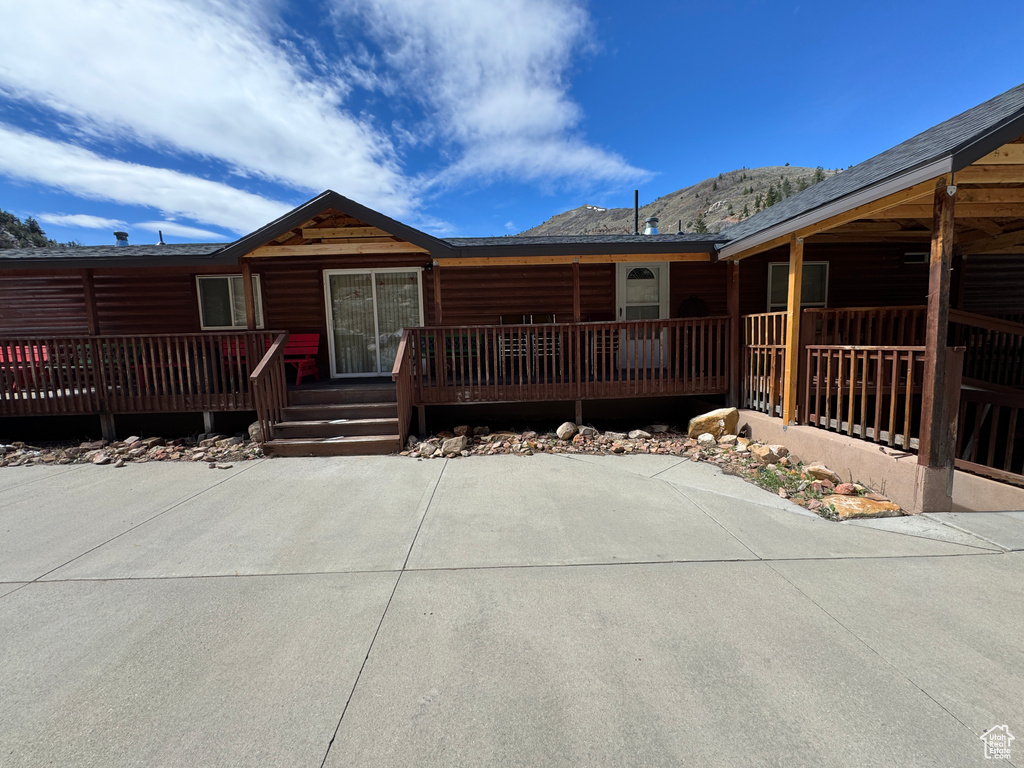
(813, 166), (826, 184)
(693, 214), (708, 234)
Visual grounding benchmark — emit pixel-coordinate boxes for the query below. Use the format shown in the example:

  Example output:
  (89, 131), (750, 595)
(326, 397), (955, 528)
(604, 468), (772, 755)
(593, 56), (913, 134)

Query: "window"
(768, 262), (828, 312)
(197, 275), (263, 329)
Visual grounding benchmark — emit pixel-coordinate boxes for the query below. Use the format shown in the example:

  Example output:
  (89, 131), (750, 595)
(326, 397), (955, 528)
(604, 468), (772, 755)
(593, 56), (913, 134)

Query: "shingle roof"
(445, 234), (724, 247)
(719, 82), (1024, 253)
(0, 242), (231, 268)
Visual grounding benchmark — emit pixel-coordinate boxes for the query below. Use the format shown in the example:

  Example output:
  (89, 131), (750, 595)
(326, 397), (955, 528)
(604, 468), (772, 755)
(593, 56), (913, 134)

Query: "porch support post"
(241, 261), (257, 331)
(572, 259), (581, 323)
(919, 179), (956, 468)
(575, 399), (583, 425)
(99, 413), (117, 442)
(203, 410), (216, 434)
(433, 262), (443, 324)
(726, 259), (740, 407)
(782, 235), (804, 424)
(82, 269), (99, 335)
(417, 405), (427, 437)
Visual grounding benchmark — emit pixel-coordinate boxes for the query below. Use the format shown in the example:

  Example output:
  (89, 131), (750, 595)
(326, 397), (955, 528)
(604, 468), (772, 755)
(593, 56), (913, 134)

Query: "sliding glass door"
(325, 268), (423, 376)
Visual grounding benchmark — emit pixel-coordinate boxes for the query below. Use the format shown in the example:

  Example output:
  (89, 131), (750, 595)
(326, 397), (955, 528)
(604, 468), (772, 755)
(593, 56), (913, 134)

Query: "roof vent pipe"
(644, 217), (659, 235)
(633, 190), (639, 235)
(113, 231), (129, 247)
(158, 230), (165, 245)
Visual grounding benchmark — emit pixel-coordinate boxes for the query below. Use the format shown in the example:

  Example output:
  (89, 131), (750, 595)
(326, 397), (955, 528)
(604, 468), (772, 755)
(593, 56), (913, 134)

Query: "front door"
(325, 268), (423, 377)
(616, 263), (670, 368)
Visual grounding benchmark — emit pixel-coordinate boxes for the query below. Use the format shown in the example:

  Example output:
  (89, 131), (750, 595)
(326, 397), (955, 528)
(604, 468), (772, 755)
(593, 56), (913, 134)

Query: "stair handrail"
(391, 329), (414, 446)
(250, 331), (289, 446)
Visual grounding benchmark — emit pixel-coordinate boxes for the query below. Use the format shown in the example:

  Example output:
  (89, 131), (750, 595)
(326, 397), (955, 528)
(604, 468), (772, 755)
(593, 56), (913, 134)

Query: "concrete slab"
(48, 457), (444, 580)
(654, 458), (809, 512)
(678, 485), (991, 560)
(0, 582), (27, 598)
(0, 573), (397, 768)
(0, 463), (87, 490)
(847, 515), (1004, 551)
(0, 462), (254, 581)
(773, 553), (1024, 735)
(325, 562), (981, 767)
(553, 452), (690, 478)
(926, 511), (1024, 551)
(407, 454), (755, 570)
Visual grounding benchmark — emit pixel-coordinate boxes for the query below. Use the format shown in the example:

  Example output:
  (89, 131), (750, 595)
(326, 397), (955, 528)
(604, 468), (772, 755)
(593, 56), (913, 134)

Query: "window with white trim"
(768, 262), (828, 312)
(197, 275), (264, 329)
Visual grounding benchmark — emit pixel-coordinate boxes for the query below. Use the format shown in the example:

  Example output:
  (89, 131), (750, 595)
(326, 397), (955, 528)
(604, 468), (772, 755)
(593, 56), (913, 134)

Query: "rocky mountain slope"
(522, 165), (839, 236)
(0, 208), (65, 248)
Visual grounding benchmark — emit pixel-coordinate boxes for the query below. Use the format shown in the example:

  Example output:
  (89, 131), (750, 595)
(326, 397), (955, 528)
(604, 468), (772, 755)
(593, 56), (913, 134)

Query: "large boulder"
(829, 496), (901, 520)
(441, 435), (468, 455)
(556, 422), (578, 440)
(749, 444), (780, 464)
(687, 407), (739, 439)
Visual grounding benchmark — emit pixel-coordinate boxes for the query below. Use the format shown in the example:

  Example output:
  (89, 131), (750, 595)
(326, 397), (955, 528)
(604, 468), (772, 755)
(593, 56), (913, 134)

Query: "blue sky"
(0, 0), (1021, 246)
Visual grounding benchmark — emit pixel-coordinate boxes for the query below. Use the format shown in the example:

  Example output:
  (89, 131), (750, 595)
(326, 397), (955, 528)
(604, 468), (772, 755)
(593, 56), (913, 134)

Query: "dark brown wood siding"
(93, 272), (201, 334)
(670, 261), (728, 317)
(962, 254), (1024, 315)
(0, 274), (89, 334)
(739, 243), (930, 315)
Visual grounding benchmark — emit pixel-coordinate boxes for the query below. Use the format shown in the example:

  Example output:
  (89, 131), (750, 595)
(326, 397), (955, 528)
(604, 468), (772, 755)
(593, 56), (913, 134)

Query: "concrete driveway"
(2, 454), (1021, 767)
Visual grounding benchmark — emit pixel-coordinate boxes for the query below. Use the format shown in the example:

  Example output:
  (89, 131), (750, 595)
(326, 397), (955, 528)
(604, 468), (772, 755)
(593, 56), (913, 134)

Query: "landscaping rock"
(718, 434), (738, 446)
(114, 458), (126, 468)
(605, 431), (627, 440)
(124, 435), (141, 446)
(556, 422), (578, 440)
(829, 495), (902, 520)
(140, 436), (166, 449)
(91, 453), (111, 465)
(628, 429), (651, 440)
(472, 426), (490, 436)
(248, 421), (263, 442)
(442, 435), (468, 455)
(697, 433), (716, 448)
(805, 464), (842, 484)
(453, 425), (470, 437)
(834, 483), (858, 495)
(216, 436), (243, 449)
(80, 440), (106, 451)
(418, 443), (437, 457)
(687, 407), (739, 439)
(749, 444), (780, 464)
(578, 425), (598, 437)
(647, 424), (671, 433)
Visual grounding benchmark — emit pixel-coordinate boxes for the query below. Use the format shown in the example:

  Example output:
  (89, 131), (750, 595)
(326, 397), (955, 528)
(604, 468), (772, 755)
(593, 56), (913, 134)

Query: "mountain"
(520, 166), (840, 236)
(0, 208), (61, 248)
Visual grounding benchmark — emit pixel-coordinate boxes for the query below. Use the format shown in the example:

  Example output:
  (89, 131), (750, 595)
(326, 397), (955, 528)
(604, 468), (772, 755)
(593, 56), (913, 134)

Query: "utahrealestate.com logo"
(980, 725), (1014, 760)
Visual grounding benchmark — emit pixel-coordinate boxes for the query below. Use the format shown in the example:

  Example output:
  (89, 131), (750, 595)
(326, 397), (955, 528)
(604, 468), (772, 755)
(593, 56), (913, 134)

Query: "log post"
(726, 259), (740, 407)
(919, 180), (956, 467)
(241, 261), (257, 331)
(572, 259), (581, 323)
(82, 269), (99, 335)
(782, 235), (804, 424)
(433, 262), (443, 325)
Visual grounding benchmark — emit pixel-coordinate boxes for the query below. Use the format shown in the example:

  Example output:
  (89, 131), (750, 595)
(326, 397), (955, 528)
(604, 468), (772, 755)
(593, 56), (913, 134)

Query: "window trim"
(767, 261), (829, 313)
(196, 274), (264, 330)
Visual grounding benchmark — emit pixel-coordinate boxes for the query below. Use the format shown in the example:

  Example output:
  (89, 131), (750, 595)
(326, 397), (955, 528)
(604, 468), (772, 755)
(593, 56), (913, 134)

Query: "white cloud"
(36, 213), (127, 230)
(134, 221), (228, 241)
(0, 0), (413, 214)
(0, 124), (290, 233)
(332, 0), (648, 188)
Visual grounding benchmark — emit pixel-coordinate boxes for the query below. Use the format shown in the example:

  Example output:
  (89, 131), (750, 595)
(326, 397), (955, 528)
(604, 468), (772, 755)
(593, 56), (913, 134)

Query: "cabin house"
(3, 83), (1024, 513)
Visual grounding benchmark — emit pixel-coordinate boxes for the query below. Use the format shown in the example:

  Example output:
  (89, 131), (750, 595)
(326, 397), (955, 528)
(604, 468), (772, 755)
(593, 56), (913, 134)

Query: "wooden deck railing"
(404, 317), (730, 405)
(1, 332), (278, 417)
(949, 309), (1024, 390)
(956, 385), (1024, 486)
(802, 345), (927, 450)
(803, 306), (928, 346)
(741, 312), (786, 415)
(391, 331), (414, 445)
(250, 332), (289, 444)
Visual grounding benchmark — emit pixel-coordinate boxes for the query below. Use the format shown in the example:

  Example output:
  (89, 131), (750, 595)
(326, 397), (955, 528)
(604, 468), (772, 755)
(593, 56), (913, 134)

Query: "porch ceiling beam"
(974, 145), (1024, 164)
(301, 226), (394, 239)
(249, 241), (428, 257)
(433, 253), (711, 267)
(960, 226), (1024, 254)
(875, 202), (1024, 218)
(953, 165), (1024, 183)
(724, 177), (940, 261)
(959, 218), (1006, 236)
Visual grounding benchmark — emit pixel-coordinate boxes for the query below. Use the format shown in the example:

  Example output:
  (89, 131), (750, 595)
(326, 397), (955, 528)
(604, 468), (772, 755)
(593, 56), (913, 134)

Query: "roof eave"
(447, 240), (723, 259)
(716, 157), (952, 261)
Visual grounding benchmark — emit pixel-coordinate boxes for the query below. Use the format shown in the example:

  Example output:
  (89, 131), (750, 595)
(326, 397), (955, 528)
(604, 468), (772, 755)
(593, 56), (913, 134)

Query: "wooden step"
(273, 417), (399, 439)
(262, 435), (400, 457)
(281, 402), (398, 421)
(288, 385), (396, 405)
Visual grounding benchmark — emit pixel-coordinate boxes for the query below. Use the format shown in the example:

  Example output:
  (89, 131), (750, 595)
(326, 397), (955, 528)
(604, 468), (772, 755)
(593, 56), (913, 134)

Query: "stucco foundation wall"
(737, 410), (1024, 514)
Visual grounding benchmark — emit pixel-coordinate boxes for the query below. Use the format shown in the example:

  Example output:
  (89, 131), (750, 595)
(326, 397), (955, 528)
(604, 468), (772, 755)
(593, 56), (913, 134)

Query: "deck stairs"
(262, 382), (402, 457)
